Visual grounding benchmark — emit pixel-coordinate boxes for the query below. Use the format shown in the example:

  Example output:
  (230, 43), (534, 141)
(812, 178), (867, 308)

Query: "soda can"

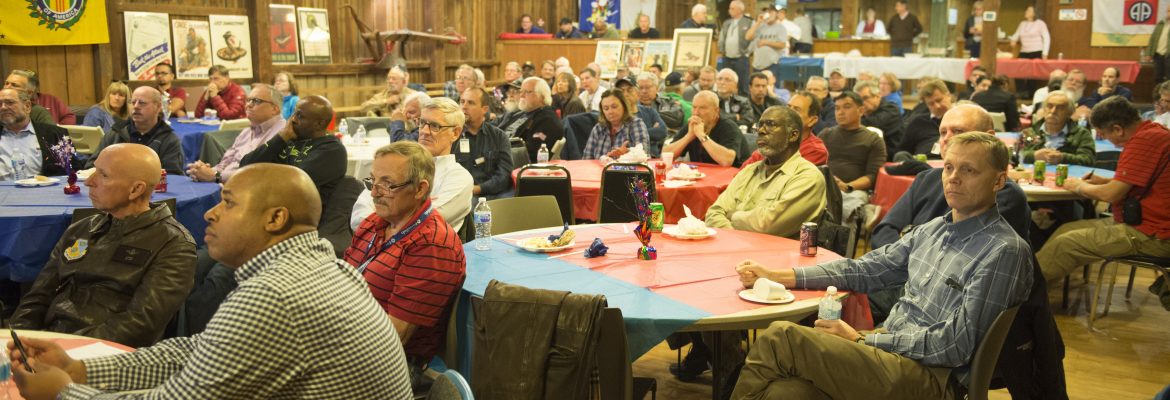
(1056, 164), (1068, 186)
(1033, 160), (1046, 185)
(649, 203), (665, 232)
(654, 161), (667, 184)
(913, 154), (928, 162)
(155, 169), (168, 193)
(800, 222), (818, 256)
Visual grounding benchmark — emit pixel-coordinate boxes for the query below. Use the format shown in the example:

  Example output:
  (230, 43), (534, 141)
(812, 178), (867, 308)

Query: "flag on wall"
(1093, 0), (1169, 46)
(579, 0), (620, 33)
(0, 0), (110, 45)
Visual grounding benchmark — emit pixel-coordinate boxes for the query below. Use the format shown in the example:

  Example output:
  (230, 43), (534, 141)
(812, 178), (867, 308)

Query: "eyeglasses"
(756, 120), (792, 133)
(418, 119), (457, 132)
(246, 97), (274, 106)
(363, 177), (413, 194)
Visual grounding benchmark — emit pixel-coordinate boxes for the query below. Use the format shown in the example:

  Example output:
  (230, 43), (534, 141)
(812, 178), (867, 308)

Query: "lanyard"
(356, 207), (433, 275)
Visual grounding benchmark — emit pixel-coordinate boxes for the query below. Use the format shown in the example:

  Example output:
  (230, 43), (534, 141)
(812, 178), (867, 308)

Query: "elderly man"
(747, 72), (783, 118)
(719, 1), (753, 95)
(11, 144), (196, 347)
(5, 69), (75, 125)
(746, 6), (789, 91)
(636, 72), (685, 131)
(715, 68), (757, 127)
(345, 141), (467, 377)
(855, 80), (902, 160)
(351, 98), (473, 231)
(1078, 67), (1133, 110)
(680, 3), (713, 28)
(187, 84), (286, 183)
(886, 0), (924, 57)
(683, 66), (717, 102)
(1020, 91), (1096, 166)
(443, 64), (477, 100)
(494, 62), (523, 102)
(361, 66), (417, 117)
(389, 91), (431, 143)
(820, 91), (886, 222)
(154, 63), (187, 118)
(740, 91), (829, 168)
(86, 86), (185, 174)
(627, 13), (660, 39)
(8, 164), (414, 399)
(193, 65), (246, 120)
(806, 76), (836, 133)
(614, 77), (668, 156)
(731, 131), (1032, 400)
(1063, 69), (1087, 105)
(895, 79), (952, 159)
(1030, 69), (1067, 113)
(496, 77), (564, 162)
(239, 95), (346, 209)
(578, 67), (605, 112)
(457, 88), (513, 199)
(1038, 97), (1170, 282)
(663, 90), (745, 167)
(0, 88), (81, 180)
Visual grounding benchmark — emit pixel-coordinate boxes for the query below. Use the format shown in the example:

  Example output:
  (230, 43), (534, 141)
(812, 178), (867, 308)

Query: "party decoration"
(51, 137), (79, 194)
(584, 238), (609, 258)
(628, 177), (657, 260)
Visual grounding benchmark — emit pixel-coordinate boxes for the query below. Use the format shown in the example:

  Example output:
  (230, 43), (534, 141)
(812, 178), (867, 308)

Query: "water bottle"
(537, 143), (550, 163)
(338, 119), (349, 135)
(818, 286), (841, 320)
(0, 345), (11, 400)
(161, 92), (172, 122)
(12, 156), (27, 181)
(354, 124), (367, 143)
(1057, 52), (1063, 60)
(474, 198), (492, 250)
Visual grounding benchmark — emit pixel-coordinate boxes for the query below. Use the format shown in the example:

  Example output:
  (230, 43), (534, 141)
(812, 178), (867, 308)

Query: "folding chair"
(486, 196), (564, 235)
(1088, 255), (1170, 330)
(597, 163), (656, 223)
(515, 164), (574, 225)
(953, 306), (1021, 400)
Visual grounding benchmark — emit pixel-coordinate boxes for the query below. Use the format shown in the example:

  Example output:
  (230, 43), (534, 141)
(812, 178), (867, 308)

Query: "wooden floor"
(631, 267), (1170, 399)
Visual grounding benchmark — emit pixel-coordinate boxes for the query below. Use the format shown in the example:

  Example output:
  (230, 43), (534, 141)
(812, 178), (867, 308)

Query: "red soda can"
(800, 222), (818, 256)
(155, 169), (168, 192)
(655, 161), (667, 183)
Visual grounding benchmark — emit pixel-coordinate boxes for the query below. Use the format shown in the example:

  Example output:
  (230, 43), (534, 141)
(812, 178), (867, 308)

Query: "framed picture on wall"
(171, 19), (213, 80)
(642, 40), (674, 74)
(269, 4), (300, 64)
(671, 29), (713, 70)
(208, 14), (254, 79)
(124, 11), (172, 81)
(594, 40), (623, 79)
(297, 7), (332, 64)
(621, 41), (646, 75)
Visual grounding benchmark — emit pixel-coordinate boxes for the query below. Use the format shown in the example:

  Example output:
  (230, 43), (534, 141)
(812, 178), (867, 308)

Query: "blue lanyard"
(356, 207), (433, 275)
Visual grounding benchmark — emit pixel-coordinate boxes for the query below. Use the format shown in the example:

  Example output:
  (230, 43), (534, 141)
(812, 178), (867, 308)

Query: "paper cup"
(753, 278), (789, 300)
(661, 152), (674, 169)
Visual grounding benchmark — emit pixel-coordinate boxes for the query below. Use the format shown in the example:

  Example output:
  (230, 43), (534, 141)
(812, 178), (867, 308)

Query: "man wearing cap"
(615, 76), (669, 156)
(719, 0), (754, 96)
(627, 14), (661, 39)
(555, 18), (585, 39)
(662, 72), (694, 123)
(827, 68), (848, 99)
(636, 72), (685, 131)
(493, 62), (523, 103)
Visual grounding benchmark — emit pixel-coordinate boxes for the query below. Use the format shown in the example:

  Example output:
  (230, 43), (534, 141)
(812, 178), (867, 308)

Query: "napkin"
(584, 238), (609, 258)
(677, 205), (707, 235)
(667, 163), (702, 180)
(662, 180), (694, 188)
(618, 143), (649, 163)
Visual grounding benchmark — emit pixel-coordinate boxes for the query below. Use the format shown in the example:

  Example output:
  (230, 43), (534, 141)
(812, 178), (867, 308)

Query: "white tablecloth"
(345, 137), (392, 179)
(822, 56), (971, 83)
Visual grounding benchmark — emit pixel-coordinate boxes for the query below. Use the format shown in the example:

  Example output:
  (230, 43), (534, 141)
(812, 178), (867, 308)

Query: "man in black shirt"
(855, 80), (903, 160)
(747, 72), (782, 118)
(627, 14), (660, 39)
(87, 86), (185, 174)
(240, 95), (346, 208)
(663, 91), (745, 167)
(456, 88), (513, 199)
(896, 79), (951, 159)
(493, 77), (564, 162)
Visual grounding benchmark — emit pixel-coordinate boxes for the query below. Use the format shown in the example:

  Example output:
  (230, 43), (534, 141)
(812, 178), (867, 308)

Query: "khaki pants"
(1036, 218), (1170, 283)
(731, 322), (952, 400)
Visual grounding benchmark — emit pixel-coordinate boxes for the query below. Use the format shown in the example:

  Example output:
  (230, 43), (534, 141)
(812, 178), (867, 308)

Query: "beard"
(1063, 87), (1084, 104)
(505, 100), (519, 113)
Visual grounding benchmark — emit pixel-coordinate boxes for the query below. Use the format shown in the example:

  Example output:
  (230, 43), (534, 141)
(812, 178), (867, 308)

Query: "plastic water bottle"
(354, 124), (368, 143)
(474, 198), (492, 250)
(818, 286), (842, 320)
(338, 119), (349, 135)
(537, 143), (550, 163)
(12, 156), (27, 181)
(161, 92), (172, 122)
(0, 345), (11, 400)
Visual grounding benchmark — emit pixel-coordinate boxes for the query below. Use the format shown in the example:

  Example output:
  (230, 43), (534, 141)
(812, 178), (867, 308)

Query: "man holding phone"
(8, 164), (413, 400)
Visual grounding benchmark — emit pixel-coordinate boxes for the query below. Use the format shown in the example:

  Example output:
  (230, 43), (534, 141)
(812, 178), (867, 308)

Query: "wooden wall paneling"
(979, 0), (999, 74)
(249, 0), (272, 85)
(63, 45), (97, 106)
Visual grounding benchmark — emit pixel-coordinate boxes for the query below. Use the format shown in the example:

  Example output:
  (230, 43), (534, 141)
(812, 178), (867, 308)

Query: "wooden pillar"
(424, 0), (446, 83)
(979, 0), (999, 75)
(249, 0), (273, 84)
(842, 0), (859, 37)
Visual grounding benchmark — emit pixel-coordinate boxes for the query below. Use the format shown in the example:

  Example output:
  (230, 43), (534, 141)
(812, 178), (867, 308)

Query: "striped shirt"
(1113, 121), (1170, 239)
(582, 118), (651, 160)
(62, 231), (413, 399)
(344, 201), (467, 361)
(796, 207), (1032, 377)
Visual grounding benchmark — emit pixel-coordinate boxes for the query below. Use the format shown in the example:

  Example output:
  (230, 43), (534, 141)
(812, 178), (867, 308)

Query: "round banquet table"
(512, 160), (741, 223)
(3, 329), (134, 400)
(344, 137), (392, 179)
(168, 118), (221, 165)
(0, 175), (221, 282)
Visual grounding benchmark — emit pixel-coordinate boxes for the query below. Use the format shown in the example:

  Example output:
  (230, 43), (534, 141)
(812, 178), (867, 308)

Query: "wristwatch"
(855, 334), (866, 344)
(214, 171), (222, 184)
(699, 134), (711, 143)
(845, 184), (854, 193)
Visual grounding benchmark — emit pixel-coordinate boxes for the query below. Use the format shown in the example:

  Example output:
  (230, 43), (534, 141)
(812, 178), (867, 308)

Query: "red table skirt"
(966, 59), (1142, 84)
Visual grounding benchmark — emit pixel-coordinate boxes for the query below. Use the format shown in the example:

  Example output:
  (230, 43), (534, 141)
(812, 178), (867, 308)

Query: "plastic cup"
(661, 152), (674, 169)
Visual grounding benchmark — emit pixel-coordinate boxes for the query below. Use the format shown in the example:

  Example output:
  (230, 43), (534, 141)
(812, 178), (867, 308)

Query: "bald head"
(232, 164), (321, 227)
(204, 164), (320, 268)
(86, 143), (162, 219)
(939, 104), (994, 154)
(291, 95), (333, 139)
(102, 143), (162, 188)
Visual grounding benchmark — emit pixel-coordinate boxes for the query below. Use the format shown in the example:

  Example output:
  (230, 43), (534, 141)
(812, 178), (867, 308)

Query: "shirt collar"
(1042, 121), (1069, 137)
(235, 231), (323, 282)
(252, 115), (284, 133)
(944, 205), (1002, 239)
(3, 120), (34, 136)
(754, 151), (804, 179)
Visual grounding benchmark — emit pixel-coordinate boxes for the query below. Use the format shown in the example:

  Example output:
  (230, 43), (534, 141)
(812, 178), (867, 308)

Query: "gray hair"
(525, 77), (553, 106)
(252, 83), (284, 111)
(424, 97), (466, 129)
(374, 141), (435, 197)
(853, 79), (879, 95)
(403, 91), (432, 108)
(692, 3), (707, 17)
(635, 72), (658, 86)
(1044, 90), (1075, 113)
(717, 68), (738, 83)
(806, 76), (828, 87)
(473, 68), (486, 86)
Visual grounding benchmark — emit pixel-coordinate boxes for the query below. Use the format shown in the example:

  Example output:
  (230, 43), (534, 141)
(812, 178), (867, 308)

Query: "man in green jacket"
(1017, 90), (1096, 167)
(1146, 6), (1170, 85)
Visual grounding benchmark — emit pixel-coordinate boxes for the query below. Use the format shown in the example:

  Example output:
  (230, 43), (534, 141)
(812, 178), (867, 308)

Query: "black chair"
(816, 213), (856, 259)
(596, 307), (658, 400)
(561, 112), (598, 161)
(952, 306), (1022, 400)
(515, 164), (574, 225)
(597, 163), (656, 223)
(1094, 150), (1120, 171)
(1088, 255), (1170, 330)
(71, 198), (177, 224)
(510, 137), (531, 167)
(319, 176), (364, 258)
(818, 165), (843, 225)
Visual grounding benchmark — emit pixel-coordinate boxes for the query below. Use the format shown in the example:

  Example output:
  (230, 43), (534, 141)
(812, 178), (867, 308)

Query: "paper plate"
(738, 289), (796, 304)
(517, 237), (576, 253)
(15, 177), (59, 187)
(662, 225), (716, 240)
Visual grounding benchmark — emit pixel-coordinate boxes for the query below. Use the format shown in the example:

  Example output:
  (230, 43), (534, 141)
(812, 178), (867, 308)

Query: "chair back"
(597, 163), (656, 223)
(815, 215), (856, 258)
(217, 118), (250, 131)
(742, 131), (759, 154)
(197, 129), (243, 166)
(562, 112), (599, 161)
(516, 164), (574, 225)
(818, 165), (843, 225)
(988, 112), (1007, 132)
(61, 125), (105, 155)
(428, 370), (474, 400)
(550, 138), (566, 161)
(340, 116), (392, 136)
(963, 305), (1021, 400)
(510, 137), (531, 167)
(71, 198), (176, 224)
(1095, 150), (1120, 171)
(596, 307), (634, 400)
(319, 176), (364, 258)
(486, 196), (564, 235)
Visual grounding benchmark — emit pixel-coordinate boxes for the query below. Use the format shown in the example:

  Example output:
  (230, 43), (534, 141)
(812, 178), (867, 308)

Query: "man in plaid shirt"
(9, 164), (413, 400)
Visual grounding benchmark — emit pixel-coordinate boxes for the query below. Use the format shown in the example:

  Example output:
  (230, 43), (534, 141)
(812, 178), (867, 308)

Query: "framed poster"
(269, 4), (300, 64)
(621, 41), (646, 75)
(171, 19), (213, 79)
(593, 40), (623, 79)
(124, 11), (172, 81)
(671, 29), (713, 70)
(209, 14), (253, 79)
(642, 40), (674, 73)
(297, 7), (332, 64)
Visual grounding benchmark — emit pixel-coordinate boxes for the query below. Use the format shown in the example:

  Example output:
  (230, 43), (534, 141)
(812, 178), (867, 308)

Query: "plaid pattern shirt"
(581, 118), (651, 160)
(62, 232), (413, 399)
(796, 207), (1032, 376)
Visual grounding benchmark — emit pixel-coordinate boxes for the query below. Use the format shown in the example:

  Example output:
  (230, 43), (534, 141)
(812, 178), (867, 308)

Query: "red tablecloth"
(965, 59), (1142, 84)
(513, 160), (741, 223)
(871, 160), (945, 221)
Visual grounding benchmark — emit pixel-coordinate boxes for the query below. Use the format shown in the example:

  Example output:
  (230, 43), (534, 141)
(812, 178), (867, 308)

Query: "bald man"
(663, 90), (746, 167)
(239, 95), (346, 209)
(85, 86), (186, 174)
(9, 164), (413, 399)
(11, 144), (197, 347)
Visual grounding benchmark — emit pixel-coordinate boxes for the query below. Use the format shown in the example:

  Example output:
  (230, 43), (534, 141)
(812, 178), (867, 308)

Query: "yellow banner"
(0, 0), (110, 46)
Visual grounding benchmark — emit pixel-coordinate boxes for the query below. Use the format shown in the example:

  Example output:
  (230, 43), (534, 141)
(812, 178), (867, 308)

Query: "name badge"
(475, 157), (485, 165)
(459, 138), (471, 153)
(112, 245), (152, 267)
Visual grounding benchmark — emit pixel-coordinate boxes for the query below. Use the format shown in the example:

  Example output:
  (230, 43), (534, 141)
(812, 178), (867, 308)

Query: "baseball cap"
(664, 71), (683, 86)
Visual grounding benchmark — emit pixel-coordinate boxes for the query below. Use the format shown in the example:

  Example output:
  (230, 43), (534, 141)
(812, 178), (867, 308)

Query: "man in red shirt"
(739, 90), (828, 170)
(194, 65), (246, 120)
(155, 63), (188, 118)
(343, 140), (466, 378)
(5, 69), (75, 125)
(1038, 97), (1170, 282)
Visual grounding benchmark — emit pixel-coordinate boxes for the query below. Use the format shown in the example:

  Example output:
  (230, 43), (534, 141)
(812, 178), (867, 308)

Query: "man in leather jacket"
(11, 143), (197, 347)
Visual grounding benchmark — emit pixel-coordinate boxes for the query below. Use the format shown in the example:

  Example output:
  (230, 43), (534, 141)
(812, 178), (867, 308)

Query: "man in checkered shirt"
(9, 164), (413, 400)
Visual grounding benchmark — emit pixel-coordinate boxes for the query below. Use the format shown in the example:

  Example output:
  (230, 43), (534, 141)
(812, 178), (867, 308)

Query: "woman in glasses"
(82, 81), (131, 132)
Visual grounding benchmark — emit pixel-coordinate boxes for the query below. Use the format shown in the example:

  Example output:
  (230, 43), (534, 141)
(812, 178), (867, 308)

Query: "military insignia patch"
(64, 239), (88, 261)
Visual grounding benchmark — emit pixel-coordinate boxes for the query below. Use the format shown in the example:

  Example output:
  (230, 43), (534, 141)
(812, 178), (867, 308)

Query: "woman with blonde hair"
(82, 81), (130, 132)
(273, 71), (299, 119)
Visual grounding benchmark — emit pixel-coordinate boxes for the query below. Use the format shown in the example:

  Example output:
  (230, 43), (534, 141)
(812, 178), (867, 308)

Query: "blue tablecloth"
(170, 119), (219, 165)
(777, 57), (825, 83)
(0, 175), (221, 282)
